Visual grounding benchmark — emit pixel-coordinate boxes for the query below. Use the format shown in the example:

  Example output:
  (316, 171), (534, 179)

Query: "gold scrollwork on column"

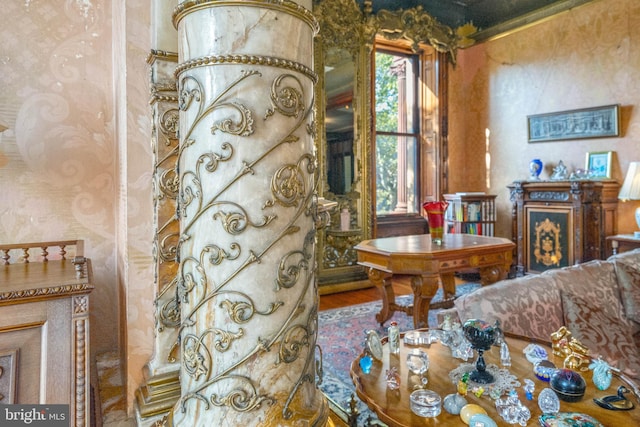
(175, 63), (318, 420)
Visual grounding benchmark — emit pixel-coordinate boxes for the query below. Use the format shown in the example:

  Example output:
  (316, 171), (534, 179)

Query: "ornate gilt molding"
(0, 283), (94, 305)
(174, 55), (317, 84)
(315, 0), (461, 63)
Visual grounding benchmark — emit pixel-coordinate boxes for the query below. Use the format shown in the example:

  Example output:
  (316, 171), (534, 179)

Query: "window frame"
(372, 38), (440, 236)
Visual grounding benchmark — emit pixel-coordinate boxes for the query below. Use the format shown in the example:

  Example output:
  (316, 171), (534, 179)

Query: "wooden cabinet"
(0, 241), (93, 427)
(444, 193), (497, 236)
(508, 180), (619, 275)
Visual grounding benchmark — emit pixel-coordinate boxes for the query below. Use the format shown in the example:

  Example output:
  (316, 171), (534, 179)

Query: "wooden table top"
(355, 234), (514, 257)
(351, 334), (640, 427)
(1, 259), (93, 305)
(355, 234), (514, 275)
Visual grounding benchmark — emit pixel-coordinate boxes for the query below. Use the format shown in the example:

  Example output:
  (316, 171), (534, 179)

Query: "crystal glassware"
(406, 349), (430, 375)
(410, 389), (441, 417)
(462, 319), (500, 384)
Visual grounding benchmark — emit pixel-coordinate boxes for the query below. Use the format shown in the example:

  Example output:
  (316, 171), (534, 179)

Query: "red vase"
(423, 201), (449, 244)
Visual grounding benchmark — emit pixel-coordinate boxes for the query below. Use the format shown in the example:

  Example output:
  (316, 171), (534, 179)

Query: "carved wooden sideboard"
(0, 241), (93, 427)
(508, 180), (619, 275)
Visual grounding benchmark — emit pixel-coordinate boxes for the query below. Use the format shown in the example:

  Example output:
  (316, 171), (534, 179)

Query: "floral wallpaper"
(449, 0), (640, 237)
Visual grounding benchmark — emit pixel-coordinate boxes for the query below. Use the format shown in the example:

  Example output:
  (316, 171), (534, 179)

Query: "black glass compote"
(462, 319), (500, 384)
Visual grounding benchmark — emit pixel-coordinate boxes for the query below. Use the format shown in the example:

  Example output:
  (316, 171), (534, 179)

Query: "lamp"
(618, 162), (640, 238)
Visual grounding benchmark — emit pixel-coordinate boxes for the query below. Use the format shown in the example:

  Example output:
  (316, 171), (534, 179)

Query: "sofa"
(438, 249), (640, 379)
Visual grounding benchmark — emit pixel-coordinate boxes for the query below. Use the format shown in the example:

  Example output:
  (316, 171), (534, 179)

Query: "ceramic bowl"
(550, 368), (586, 402)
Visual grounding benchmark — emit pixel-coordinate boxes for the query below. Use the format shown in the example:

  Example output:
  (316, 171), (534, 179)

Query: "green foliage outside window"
(375, 52), (398, 214)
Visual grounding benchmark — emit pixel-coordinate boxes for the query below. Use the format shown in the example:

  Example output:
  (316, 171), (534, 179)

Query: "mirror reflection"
(313, 0), (460, 291)
(325, 47), (355, 195)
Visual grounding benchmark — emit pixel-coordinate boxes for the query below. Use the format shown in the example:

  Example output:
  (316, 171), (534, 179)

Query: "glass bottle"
(388, 321), (400, 354)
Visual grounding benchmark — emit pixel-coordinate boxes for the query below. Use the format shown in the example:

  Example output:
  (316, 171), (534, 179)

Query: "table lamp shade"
(619, 161), (640, 237)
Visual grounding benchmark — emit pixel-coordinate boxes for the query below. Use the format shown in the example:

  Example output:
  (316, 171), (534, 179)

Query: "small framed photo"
(585, 151), (613, 178)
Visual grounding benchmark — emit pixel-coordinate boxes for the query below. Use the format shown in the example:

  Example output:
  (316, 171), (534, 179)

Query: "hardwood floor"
(318, 275), (472, 311)
(319, 279), (411, 311)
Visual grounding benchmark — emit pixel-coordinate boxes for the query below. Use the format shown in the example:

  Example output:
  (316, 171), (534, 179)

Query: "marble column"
(135, 2), (182, 425)
(135, 49), (182, 426)
(168, 0), (327, 425)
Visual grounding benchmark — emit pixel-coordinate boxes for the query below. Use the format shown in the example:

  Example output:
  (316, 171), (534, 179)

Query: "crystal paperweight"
(410, 389), (441, 417)
(538, 387), (560, 414)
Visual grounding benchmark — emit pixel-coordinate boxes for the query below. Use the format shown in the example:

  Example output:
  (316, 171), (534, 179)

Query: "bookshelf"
(443, 193), (497, 236)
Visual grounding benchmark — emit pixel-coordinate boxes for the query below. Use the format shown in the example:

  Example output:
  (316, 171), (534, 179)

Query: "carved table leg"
(410, 273), (440, 329)
(479, 262), (509, 285)
(440, 272), (456, 303)
(367, 267), (394, 326)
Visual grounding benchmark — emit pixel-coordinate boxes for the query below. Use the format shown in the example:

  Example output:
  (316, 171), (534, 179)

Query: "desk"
(351, 334), (640, 427)
(355, 234), (514, 328)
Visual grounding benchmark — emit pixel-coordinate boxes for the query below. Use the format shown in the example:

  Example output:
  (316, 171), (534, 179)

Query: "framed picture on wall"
(527, 104), (620, 142)
(525, 206), (573, 273)
(585, 151), (613, 178)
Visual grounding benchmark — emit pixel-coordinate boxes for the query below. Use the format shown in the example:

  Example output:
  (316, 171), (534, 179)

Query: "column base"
(134, 369), (181, 425)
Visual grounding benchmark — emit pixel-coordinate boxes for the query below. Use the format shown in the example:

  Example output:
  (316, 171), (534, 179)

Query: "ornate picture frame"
(527, 104), (620, 142)
(525, 207), (573, 273)
(585, 151), (613, 179)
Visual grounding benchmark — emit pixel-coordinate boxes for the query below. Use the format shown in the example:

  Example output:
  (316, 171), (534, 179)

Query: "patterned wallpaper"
(0, 0), (155, 413)
(449, 0), (640, 237)
(0, 0), (121, 355)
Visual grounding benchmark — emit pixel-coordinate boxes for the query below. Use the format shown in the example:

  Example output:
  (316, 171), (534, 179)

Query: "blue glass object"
(359, 355), (372, 374)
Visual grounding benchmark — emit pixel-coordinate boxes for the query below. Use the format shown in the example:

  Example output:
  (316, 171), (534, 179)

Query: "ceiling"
(360, 0), (596, 41)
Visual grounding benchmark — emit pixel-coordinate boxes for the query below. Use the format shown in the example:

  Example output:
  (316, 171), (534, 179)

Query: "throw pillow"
(615, 260), (640, 324)
(561, 291), (640, 379)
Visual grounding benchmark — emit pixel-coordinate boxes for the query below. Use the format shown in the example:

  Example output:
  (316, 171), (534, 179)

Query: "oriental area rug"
(316, 282), (481, 426)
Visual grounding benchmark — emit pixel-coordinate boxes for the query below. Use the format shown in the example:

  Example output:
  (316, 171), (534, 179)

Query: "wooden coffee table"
(351, 333), (640, 427)
(354, 234), (514, 328)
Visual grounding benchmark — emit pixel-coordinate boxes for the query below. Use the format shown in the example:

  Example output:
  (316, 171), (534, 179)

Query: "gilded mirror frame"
(313, 0), (461, 293)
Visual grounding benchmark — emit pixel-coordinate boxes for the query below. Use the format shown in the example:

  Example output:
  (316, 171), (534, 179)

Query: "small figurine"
(550, 160), (569, 180)
(589, 357), (613, 391)
(500, 341), (512, 367)
(385, 366), (401, 390)
(551, 326), (572, 357)
(495, 390), (531, 426)
(594, 386), (635, 411)
(441, 314), (453, 331)
(523, 379), (535, 400)
(564, 337), (590, 371)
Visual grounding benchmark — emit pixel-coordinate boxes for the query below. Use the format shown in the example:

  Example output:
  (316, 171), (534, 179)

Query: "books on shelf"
(443, 193), (496, 237)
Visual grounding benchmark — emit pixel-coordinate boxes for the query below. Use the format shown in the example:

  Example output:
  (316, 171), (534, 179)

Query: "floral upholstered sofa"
(438, 249), (640, 379)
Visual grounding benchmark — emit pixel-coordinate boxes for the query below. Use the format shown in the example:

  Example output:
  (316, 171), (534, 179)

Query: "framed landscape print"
(527, 104), (620, 142)
(525, 206), (573, 273)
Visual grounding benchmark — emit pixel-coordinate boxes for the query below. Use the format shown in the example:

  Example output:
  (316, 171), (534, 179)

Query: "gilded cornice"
(314, 0), (461, 63)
